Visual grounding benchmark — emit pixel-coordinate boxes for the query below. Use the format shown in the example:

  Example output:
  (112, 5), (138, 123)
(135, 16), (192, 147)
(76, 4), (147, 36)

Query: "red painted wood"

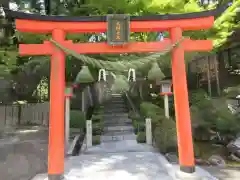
(48, 29), (65, 176)
(159, 92), (173, 96)
(15, 16), (214, 33)
(19, 39), (212, 55)
(171, 27), (195, 168)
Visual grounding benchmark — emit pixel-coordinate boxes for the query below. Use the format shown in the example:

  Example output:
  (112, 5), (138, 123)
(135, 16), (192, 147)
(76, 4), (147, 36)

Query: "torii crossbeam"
(6, 5), (228, 180)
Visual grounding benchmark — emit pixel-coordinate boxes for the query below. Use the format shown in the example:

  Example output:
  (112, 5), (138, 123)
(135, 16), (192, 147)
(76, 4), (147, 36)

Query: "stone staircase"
(101, 94), (137, 142)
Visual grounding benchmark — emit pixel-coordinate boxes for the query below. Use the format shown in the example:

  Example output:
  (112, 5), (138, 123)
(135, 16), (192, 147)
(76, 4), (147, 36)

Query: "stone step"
(101, 134), (136, 142)
(104, 117), (131, 121)
(104, 105), (126, 108)
(104, 120), (132, 126)
(104, 120), (130, 124)
(104, 108), (128, 114)
(103, 130), (134, 136)
(104, 104), (126, 108)
(104, 125), (133, 131)
(104, 119), (132, 123)
(104, 113), (128, 117)
(108, 99), (125, 103)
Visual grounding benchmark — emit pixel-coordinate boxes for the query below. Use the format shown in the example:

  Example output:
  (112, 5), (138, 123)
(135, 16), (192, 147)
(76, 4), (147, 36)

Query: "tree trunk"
(217, 51), (228, 89)
(207, 56), (212, 97)
(214, 54), (221, 96)
(1, 0), (12, 45)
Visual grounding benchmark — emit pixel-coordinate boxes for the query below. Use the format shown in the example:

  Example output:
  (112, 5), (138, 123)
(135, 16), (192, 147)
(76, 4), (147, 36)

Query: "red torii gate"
(6, 6), (226, 180)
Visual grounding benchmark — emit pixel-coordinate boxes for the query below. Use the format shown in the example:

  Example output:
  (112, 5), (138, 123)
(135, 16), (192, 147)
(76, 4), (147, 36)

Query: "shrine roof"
(4, 5), (228, 22)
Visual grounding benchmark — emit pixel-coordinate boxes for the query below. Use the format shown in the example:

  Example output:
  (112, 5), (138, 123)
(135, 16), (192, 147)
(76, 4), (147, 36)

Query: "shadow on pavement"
(0, 129), (48, 180)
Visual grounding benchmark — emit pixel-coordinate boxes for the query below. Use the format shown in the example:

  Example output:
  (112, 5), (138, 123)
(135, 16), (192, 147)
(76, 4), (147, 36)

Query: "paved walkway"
(65, 144), (173, 180)
(32, 94), (216, 180)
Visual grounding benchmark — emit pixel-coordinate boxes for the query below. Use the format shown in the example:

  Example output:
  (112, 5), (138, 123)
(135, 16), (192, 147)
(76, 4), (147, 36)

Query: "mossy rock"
(93, 135), (101, 145)
(154, 117), (177, 153)
(137, 132), (146, 143)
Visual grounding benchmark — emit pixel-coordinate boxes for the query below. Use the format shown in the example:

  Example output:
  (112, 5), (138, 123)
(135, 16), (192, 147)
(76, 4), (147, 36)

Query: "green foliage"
(92, 114), (103, 123)
(137, 132), (146, 143)
(70, 110), (85, 128)
(140, 102), (165, 119)
(128, 110), (138, 119)
(139, 101), (177, 152)
(93, 105), (104, 115)
(75, 65), (95, 83)
(92, 122), (104, 135)
(92, 135), (101, 145)
(222, 85), (240, 98)
(154, 117), (177, 153)
(147, 62), (165, 81)
(92, 105), (104, 136)
(3, 0), (240, 106)
(111, 75), (130, 93)
(190, 89), (240, 137)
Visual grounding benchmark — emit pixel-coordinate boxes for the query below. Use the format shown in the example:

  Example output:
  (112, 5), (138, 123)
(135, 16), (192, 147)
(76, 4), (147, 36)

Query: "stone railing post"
(86, 120), (92, 148)
(146, 118), (152, 145)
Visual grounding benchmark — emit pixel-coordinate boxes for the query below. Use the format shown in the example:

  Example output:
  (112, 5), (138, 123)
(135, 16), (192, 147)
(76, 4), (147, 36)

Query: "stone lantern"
(157, 79), (172, 118)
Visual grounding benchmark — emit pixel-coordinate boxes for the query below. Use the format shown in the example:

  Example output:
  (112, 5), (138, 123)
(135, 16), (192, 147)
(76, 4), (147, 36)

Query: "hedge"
(140, 102), (177, 153)
(92, 135), (101, 145)
(70, 110), (85, 129)
(153, 117), (177, 153)
(137, 132), (146, 143)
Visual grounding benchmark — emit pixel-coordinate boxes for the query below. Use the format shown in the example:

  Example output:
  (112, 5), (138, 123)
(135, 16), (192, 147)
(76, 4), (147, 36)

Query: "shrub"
(92, 122), (103, 135)
(190, 95), (240, 137)
(214, 108), (240, 135)
(128, 111), (139, 120)
(140, 102), (165, 121)
(93, 106), (104, 115)
(137, 132), (146, 143)
(92, 135), (101, 145)
(154, 117), (177, 153)
(132, 118), (145, 134)
(70, 110), (85, 129)
(92, 114), (103, 123)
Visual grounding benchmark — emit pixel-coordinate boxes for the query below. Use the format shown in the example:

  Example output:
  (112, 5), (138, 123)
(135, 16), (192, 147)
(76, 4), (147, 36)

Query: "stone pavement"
(0, 127), (48, 180)
(202, 166), (240, 180)
(32, 94), (217, 180)
(64, 151), (172, 180)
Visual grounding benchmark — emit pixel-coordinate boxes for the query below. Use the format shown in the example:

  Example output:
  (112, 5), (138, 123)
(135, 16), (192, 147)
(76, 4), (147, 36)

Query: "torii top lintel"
(6, 5), (228, 33)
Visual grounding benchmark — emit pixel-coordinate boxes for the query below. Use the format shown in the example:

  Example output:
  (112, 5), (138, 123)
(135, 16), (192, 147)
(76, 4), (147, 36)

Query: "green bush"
(137, 132), (146, 143)
(153, 117), (177, 153)
(132, 119), (145, 134)
(214, 108), (240, 135)
(92, 135), (101, 145)
(93, 106), (104, 115)
(92, 122), (104, 135)
(92, 114), (103, 123)
(137, 122), (145, 132)
(128, 111), (139, 120)
(190, 94), (240, 137)
(140, 102), (165, 121)
(132, 119), (138, 129)
(70, 110), (85, 129)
